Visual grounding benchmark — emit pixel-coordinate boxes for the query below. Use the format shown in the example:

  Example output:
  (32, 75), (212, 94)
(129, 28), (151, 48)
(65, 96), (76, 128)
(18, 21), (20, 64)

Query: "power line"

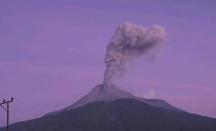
(0, 93), (45, 130)
(0, 96), (5, 100)
(0, 92), (45, 115)
(1, 105), (30, 119)
(0, 97), (13, 131)
(9, 105), (29, 116)
(15, 99), (44, 114)
(0, 93), (10, 97)
(0, 100), (36, 130)
(12, 103), (42, 116)
(2, 103), (40, 122)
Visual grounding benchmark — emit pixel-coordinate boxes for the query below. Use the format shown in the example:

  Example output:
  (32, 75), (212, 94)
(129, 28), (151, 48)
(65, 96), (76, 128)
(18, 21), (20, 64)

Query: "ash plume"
(103, 22), (166, 85)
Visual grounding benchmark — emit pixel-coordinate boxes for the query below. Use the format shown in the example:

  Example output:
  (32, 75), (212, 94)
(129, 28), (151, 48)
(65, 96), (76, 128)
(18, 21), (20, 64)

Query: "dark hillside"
(1, 99), (216, 131)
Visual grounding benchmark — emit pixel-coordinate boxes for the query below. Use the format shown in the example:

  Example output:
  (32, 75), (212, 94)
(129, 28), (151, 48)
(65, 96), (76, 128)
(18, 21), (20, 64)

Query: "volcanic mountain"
(1, 84), (216, 131)
(47, 84), (184, 116)
(1, 100), (216, 131)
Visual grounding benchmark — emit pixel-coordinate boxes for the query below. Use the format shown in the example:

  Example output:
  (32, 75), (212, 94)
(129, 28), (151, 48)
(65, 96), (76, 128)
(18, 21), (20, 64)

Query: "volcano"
(47, 84), (184, 116)
(1, 99), (216, 131)
(1, 84), (216, 131)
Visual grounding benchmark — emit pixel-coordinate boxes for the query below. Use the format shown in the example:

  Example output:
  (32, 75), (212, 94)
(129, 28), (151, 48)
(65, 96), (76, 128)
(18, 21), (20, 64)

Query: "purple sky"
(1, 0), (216, 126)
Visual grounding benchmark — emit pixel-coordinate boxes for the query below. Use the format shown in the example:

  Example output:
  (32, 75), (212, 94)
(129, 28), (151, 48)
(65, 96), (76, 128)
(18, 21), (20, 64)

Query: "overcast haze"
(0, 0), (216, 127)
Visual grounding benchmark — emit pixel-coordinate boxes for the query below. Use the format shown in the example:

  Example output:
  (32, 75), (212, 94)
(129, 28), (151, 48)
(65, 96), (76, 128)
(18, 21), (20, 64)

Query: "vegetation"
(1, 99), (216, 131)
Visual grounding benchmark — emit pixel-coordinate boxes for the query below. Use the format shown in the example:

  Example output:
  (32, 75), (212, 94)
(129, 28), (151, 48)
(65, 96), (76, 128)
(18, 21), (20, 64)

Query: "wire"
(12, 103), (42, 116)
(0, 93), (10, 98)
(0, 96), (5, 101)
(15, 99), (45, 114)
(2, 105), (38, 125)
(0, 93), (44, 127)
(0, 92), (45, 115)
(10, 105), (30, 116)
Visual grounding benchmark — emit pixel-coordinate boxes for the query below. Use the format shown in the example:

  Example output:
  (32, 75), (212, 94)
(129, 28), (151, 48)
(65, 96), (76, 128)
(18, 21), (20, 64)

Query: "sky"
(0, 0), (216, 127)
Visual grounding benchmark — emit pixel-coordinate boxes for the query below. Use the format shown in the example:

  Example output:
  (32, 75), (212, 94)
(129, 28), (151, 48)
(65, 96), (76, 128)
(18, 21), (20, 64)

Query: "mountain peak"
(64, 84), (137, 110)
(46, 84), (184, 116)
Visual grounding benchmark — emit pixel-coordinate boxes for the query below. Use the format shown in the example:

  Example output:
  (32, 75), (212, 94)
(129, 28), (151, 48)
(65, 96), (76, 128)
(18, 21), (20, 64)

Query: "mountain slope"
(47, 84), (184, 115)
(138, 97), (186, 112)
(1, 99), (216, 131)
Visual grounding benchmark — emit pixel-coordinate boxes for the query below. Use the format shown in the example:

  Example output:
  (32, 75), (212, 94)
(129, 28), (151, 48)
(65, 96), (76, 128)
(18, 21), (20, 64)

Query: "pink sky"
(0, 0), (216, 126)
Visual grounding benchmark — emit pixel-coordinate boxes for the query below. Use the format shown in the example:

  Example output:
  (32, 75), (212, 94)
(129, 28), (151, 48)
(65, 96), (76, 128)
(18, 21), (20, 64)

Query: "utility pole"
(0, 97), (13, 131)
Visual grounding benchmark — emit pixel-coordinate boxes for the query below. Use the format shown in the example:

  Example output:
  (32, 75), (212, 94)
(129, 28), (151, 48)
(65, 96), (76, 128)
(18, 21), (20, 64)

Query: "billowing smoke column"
(103, 22), (166, 86)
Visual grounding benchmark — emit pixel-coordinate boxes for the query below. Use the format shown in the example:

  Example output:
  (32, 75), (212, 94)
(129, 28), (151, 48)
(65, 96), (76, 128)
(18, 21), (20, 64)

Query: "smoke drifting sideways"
(103, 22), (166, 86)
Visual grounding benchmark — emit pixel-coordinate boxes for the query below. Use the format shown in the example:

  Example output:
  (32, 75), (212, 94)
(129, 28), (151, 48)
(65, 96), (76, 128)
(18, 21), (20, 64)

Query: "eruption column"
(103, 22), (166, 85)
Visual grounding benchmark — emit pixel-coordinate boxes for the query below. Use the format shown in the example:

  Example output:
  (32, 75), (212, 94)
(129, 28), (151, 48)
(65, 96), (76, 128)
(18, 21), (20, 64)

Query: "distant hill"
(138, 97), (186, 112)
(1, 99), (216, 131)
